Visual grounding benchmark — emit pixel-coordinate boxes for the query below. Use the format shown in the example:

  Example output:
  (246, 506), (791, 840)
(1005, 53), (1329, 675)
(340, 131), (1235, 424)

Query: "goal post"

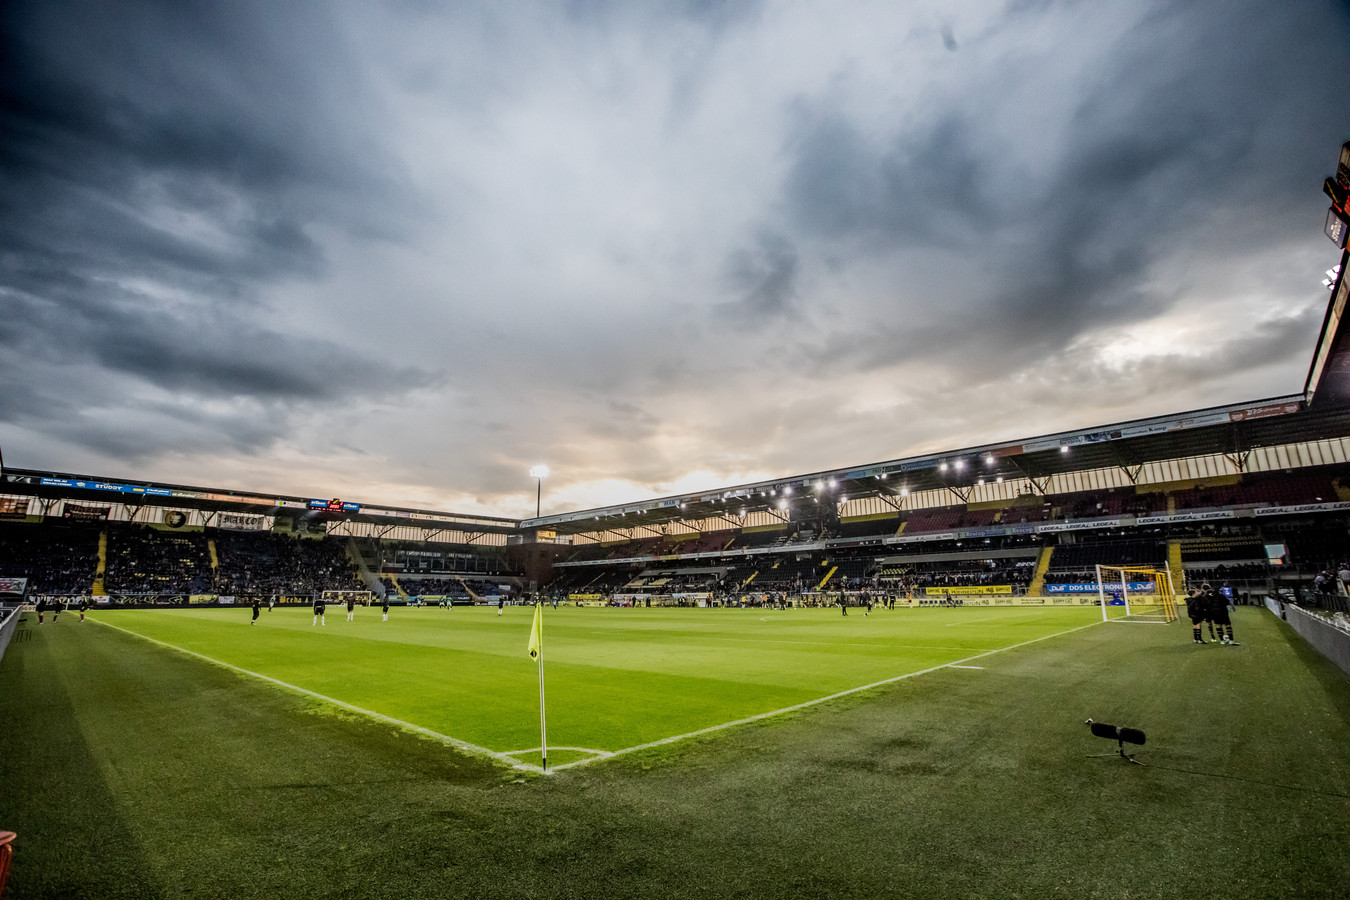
(321, 590), (373, 607)
(1094, 565), (1178, 624)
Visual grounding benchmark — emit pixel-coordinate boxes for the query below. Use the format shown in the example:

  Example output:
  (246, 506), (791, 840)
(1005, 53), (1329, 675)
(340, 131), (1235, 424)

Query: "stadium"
(3, 5), (1350, 899)
(2, 257), (1350, 895)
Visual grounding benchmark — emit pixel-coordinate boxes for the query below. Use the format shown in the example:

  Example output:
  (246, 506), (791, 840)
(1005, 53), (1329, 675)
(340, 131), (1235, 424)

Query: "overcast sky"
(2, 1), (1349, 519)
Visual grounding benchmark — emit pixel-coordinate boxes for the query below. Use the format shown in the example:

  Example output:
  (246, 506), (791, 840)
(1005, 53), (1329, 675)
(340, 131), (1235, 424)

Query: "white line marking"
(947, 665), (984, 669)
(89, 617), (543, 775)
(549, 618), (1103, 771)
(92, 614), (1101, 776)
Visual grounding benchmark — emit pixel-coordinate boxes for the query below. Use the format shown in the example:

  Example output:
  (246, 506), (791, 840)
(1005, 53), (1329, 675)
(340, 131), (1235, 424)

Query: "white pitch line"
(92, 614), (1101, 777)
(947, 665), (984, 669)
(89, 617), (542, 775)
(549, 618), (1103, 772)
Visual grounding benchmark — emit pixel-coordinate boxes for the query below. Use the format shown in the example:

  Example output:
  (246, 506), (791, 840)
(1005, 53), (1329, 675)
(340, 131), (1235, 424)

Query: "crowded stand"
(0, 521), (100, 596)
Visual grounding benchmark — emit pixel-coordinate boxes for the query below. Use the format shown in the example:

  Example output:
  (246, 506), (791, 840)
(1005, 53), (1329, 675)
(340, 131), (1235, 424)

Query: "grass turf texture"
(87, 605), (1103, 768)
(0, 606), (1345, 898)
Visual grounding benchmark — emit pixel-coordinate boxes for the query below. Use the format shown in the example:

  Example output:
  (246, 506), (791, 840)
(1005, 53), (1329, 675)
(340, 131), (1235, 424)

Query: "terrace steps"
(1027, 545), (1053, 596)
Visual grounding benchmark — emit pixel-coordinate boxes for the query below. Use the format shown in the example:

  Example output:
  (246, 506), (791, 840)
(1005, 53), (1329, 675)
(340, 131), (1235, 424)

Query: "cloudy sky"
(2, 1), (1349, 520)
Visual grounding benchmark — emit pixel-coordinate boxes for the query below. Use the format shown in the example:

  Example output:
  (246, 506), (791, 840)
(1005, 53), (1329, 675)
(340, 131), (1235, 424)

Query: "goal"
(321, 590), (373, 607)
(1094, 565), (1178, 624)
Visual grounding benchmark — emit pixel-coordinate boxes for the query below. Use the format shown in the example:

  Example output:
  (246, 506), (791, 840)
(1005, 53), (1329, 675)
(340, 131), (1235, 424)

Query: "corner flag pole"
(528, 600), (547, 772)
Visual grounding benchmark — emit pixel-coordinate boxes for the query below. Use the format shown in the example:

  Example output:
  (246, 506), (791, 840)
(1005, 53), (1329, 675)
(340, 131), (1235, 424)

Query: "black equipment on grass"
(1085, 718), (1146, 766)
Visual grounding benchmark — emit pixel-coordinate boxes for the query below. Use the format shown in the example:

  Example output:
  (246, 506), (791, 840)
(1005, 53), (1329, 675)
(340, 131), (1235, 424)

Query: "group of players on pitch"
(1185, 583), (1239, 645)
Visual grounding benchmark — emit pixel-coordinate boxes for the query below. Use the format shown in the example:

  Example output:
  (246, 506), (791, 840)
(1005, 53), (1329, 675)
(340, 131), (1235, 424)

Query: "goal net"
(1095, 565), (1177, 624)
(321, 590), (372, 607)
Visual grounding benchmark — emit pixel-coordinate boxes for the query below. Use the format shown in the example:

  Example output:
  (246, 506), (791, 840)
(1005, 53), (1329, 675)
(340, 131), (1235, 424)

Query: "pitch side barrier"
(0, 605), (24, 665)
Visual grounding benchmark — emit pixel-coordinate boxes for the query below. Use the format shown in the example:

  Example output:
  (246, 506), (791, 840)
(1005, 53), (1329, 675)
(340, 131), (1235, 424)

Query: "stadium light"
(985, 455), (995, 466)
(784, 486), (793, 496)
(900, 488), (909, 496)
(1060, 445), (1070, 454)
(939, 462), (948, 472)
(778, 500), (788, 510)
(954, 460), (965, 471)
(529, 465), (549, 518)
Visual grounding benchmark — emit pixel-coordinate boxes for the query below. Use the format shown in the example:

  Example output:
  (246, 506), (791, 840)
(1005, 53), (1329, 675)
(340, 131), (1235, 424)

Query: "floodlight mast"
(529, 465), (549, 518)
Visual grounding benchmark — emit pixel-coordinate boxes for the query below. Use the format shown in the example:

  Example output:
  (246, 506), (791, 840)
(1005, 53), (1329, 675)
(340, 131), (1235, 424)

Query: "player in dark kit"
(1186, 588), (1208, 644)
(1205, 584), (1239, 645)
(382, 596), (389, 622)
(312, 597), (326, 626)
(79, 598), (88, 621)
(251, 598), (261, 625)
(346, 596), (356, 622)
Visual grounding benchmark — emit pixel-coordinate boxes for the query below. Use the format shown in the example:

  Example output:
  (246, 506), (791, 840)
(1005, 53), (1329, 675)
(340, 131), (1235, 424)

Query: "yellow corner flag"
(528, 601), (542, 661)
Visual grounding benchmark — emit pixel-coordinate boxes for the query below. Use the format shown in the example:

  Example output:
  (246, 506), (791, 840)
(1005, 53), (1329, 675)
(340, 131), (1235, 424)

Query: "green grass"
(1, 605), (1348, 899)
(91, 605), (1101, 766)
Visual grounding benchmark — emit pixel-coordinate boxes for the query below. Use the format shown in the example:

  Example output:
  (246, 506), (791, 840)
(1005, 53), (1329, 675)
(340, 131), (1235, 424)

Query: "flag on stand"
(528, 601), (542, 660)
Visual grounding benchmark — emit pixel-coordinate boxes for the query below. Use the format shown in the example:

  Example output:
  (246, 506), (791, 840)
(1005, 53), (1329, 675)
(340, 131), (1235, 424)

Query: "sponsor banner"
(1037, 518), (1124, 534)
(1254, 500), (1350, 516)
(162, 510), (189, 528)
(671, 592), (712, 600)
(308, 498), (360, 513)
(218, 513), (268, 531)
(1045, 583), (1154, 594)
(218, 596), (235, 605)
(1136, 510), (1235, 525)
(1228, 401), (1300, 422)
(40, 477), (172, 497)
(923, 585), (1013, 596)
(0, 497), (29, 519)
(612, 593), (651, 600)
(190, 594), (219, 605)
(62, 503), (109, 521)
(0, 577), (27, 594)
(568, 593), (604, 601)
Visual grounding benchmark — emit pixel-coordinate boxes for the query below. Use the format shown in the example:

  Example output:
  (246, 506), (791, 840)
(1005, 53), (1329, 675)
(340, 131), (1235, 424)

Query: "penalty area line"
(89, 617), (543, 775)
(550, 617), (1104, 773)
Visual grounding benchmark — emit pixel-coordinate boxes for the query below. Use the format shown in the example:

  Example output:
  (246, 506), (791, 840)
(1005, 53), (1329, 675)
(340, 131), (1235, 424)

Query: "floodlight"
(900, 488), (909, 496)
(985, 455), (995, 465)
(954, 460), (965, 471)
(784, 486), (793, 496)
(778, 500), (788, 510)
(1060, 445), (1070, 453)
(939, 462), (948, 472)
(1085, 718), (1147, 765)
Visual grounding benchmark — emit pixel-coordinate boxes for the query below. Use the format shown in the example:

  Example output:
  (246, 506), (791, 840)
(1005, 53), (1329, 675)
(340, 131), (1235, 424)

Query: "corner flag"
(528, 601), (542, 660)
(527, 600), (547, 771)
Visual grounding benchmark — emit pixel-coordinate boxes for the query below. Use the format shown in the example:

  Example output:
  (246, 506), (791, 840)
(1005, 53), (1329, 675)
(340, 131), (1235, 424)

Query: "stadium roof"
(521, 393), (1350, 536)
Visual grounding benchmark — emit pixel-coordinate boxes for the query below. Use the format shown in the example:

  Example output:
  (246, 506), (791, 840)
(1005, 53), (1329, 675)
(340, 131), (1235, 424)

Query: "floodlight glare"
(939, 462), (948, 472)
(529, 465), (549, 479)
(954, 460), (965, 471)
(1060, 445), (1070, 453)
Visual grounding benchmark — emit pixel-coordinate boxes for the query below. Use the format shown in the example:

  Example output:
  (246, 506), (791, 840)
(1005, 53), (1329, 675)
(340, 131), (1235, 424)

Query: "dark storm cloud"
(777, 1), (1350, 377)
(721, 231), (800, 319)
(0, 0), (431, 456)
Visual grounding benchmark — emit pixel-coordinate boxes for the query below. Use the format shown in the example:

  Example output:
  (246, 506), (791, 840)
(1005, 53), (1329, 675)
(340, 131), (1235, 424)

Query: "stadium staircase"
(91, 530), (108, 596)
(457, 578), (481, 602)
(817, 564), (838, 590)
(346, 538), (385, 597)
(389, 576), (409, 599)
(1167, 541), (1186, 593)
(1027, 546), (1053, 596)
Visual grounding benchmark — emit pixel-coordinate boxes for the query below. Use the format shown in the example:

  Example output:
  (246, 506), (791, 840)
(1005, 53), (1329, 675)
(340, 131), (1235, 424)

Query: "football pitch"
(91, 604), (1102, 770)
(2, 604), (1348, 899)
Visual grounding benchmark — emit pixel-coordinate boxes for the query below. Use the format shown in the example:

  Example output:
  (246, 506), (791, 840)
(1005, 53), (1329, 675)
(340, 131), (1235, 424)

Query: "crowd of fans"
(0, 522), (100, 595)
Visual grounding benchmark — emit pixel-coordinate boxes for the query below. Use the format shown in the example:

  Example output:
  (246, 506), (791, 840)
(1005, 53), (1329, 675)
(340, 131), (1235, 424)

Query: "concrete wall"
(1267, 597), (1350, 678)
(0, 605), (22, 666)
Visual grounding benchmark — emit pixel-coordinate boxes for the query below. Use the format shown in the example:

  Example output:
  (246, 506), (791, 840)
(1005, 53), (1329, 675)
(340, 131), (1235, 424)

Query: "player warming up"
(1205, 583), (1239, 645)
(382, 595), (390, 622)
(1186, 588), (1208, 644)
(312, 597), (326, 626)
(346, 596), (356, 622)
(251, 598), (261, 625)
